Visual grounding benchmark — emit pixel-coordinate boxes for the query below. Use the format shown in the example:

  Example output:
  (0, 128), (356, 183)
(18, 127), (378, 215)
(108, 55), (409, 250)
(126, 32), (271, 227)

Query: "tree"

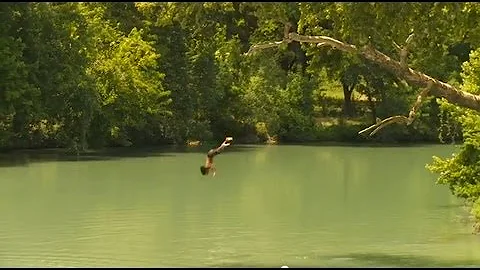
(0, 3), (38, 148)
(79, 3), (171, 147)
(246, 2), (480, 231)
(247, 25), (480, 134)
(427, 48), (480, 233)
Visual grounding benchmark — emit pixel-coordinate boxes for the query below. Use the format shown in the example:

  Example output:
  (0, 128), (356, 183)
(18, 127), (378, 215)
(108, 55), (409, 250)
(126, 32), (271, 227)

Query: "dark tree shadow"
(185, 144), (261, 154)
(436, 203), (465, 209)
(287, 141), (450, 149)
(323, 252), (480, 267)
(0, 145), (259, 167)
(207, 263), (261, 268)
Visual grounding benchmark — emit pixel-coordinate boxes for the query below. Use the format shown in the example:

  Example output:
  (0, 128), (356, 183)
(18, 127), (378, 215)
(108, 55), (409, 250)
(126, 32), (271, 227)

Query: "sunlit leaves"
(427, 46), (480, 233)
(88, 26), (170, 129)
(460, 48), (480, 94)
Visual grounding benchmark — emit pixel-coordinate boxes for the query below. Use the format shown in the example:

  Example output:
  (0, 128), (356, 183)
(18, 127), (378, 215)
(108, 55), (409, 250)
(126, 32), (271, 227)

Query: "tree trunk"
(367, 93), (377, 124)
(342, 84), (355, 117)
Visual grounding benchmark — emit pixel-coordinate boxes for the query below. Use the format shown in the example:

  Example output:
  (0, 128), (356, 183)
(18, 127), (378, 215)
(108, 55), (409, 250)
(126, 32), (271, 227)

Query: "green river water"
(0, 144), (479, 267)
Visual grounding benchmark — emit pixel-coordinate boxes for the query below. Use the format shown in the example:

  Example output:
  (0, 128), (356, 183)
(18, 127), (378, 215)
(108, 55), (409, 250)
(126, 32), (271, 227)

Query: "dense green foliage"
(1, 2), (480, 230)
(427, 47), (480, 232)
(2, 2), (470, 149)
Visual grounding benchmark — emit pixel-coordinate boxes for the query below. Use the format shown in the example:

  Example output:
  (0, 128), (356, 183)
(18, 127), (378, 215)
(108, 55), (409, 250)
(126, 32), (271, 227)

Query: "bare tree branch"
(246, 28), (480, 133)
(408, 80), (432, 121)
(358, 116), (410, 136)
(284, 22), (292, 39)
(245, 23), (293, 56)
(358, 81), (433, 136)
(246, 41), (286, 55)
(393, 41), (402, 52)
(405, 33), (415, 45)
(396, 33), (414, 67)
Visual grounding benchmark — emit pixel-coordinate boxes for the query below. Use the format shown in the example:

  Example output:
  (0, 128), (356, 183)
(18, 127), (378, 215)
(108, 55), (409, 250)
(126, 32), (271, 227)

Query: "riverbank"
(0, 140), (453, 161)
(0, 115), (450, 156)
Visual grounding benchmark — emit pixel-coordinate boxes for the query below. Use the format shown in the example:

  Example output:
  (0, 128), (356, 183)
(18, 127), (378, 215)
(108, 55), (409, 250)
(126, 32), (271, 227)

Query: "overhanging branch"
(246, 41), (286, 55)
(246, 27), (480, 136)
(358, 81), (433, 136)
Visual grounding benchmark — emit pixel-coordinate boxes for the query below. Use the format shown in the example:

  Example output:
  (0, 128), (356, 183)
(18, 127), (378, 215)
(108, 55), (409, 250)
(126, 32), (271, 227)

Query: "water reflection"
(0, 144), (479, 267)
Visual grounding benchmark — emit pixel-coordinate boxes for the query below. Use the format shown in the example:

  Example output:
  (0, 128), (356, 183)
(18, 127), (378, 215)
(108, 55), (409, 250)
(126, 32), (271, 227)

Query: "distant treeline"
(0, 3), (478, 150)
